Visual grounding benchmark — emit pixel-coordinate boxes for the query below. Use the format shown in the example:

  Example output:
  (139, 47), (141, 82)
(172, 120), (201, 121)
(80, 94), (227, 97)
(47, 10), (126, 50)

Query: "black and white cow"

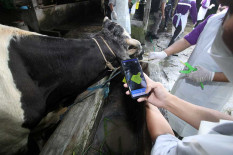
(0, 17), (142, 154)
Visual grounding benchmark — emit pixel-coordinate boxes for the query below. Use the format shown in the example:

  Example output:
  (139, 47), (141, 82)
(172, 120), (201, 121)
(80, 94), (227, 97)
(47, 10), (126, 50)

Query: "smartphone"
(121, 58), (148, 99)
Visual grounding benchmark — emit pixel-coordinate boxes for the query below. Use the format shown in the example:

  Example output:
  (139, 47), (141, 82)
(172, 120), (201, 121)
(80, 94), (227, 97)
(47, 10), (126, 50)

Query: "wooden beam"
(40, 78), (106, 155)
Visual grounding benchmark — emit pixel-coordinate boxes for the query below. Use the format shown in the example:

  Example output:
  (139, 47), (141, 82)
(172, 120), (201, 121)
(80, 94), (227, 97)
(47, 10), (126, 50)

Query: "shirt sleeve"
(151, 134), (179, 155)
(161, 0), (167, 3)
(152, 123), (233, 155)
(184, 15), (213, 45)
(190, 1), (197, 24)
(201, 0), (208, 9)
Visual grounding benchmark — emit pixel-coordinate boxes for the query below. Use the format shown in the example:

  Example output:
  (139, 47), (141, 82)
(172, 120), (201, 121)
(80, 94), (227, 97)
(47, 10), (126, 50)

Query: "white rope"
(100, 36), (116, 57)
(92, 38), (116, 70)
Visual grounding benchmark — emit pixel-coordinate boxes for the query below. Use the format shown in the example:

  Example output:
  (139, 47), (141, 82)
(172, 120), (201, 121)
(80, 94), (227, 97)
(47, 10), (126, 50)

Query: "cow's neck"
(9, 34), (119, 125)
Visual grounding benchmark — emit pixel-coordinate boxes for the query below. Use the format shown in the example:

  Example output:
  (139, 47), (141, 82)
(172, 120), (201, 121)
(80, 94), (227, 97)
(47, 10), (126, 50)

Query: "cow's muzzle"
(125, 38), (143, 59)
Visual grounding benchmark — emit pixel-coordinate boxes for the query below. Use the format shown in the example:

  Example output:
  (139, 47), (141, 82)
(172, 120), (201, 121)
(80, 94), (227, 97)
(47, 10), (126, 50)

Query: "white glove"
(186, 66), (215, 83)
(111, 11), (117, 20)
(148, 51), (167, 60)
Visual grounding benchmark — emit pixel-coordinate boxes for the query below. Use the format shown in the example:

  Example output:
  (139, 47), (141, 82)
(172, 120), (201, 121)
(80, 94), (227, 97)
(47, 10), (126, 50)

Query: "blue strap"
(87, 85), (104, 91)
(103, 83), (110, 98)
(87, 69), (121, 98)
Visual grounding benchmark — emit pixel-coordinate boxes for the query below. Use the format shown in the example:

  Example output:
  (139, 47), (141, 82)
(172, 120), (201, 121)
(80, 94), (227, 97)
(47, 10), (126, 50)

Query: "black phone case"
(121, 58), (148, 99)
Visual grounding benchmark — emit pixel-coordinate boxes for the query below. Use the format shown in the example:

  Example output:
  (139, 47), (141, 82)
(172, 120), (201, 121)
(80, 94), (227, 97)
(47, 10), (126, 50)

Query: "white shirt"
(151, 121), (233, 155)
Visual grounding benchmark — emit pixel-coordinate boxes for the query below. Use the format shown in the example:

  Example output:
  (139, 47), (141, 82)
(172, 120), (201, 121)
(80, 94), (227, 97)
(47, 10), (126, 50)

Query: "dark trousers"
(104, 0), (111, 19)
(164, 4), (173, 28)
(168, 25), (182, 47)
(194, 20), (203, 28)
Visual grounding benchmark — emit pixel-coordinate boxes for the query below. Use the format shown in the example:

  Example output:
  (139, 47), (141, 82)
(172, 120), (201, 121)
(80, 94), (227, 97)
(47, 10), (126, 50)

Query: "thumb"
(145, 86), (152, 94)
(136, 86), (152, 102)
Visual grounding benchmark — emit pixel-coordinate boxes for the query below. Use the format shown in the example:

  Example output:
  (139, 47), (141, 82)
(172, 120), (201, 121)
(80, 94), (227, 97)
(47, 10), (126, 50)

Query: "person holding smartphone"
(124, 72), (233, 154)
(124, 2), (233, 153)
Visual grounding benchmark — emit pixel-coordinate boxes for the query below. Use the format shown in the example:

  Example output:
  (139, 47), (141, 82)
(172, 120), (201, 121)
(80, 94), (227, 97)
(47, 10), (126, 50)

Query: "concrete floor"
(142, 20), (194, 91)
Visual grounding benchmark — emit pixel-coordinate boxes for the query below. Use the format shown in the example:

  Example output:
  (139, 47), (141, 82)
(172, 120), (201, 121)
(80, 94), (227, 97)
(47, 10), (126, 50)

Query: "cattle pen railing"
(40, 78), (107, 155)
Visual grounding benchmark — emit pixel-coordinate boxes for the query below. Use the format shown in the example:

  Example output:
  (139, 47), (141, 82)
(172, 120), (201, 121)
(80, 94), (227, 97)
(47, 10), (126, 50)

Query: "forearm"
(161, 2), (166, 18)
(164, 38), (191, 56)
(109, 3), (114, 11)
(165, 95), (233, 129)
(213, 72), (229, 82)
(146, 103), (174, 142)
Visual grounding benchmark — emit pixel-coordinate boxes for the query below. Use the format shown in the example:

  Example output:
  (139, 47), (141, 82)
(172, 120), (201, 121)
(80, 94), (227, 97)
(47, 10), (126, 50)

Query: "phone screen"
(121, 58), (147, 98)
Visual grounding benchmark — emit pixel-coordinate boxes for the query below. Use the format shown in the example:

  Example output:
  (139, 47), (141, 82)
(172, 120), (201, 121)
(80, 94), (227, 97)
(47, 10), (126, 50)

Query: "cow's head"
(100, 17), (142, 60)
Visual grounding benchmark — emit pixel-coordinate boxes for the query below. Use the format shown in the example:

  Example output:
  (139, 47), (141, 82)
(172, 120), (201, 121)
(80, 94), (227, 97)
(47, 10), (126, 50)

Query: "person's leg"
(106, 7), (112, 19)
(151, 11), (162, 39)
(168, 25), (182, 47)
(146, 13), (156, 41)
(194, 20), (203, 28)
(164, 6), (170, 30)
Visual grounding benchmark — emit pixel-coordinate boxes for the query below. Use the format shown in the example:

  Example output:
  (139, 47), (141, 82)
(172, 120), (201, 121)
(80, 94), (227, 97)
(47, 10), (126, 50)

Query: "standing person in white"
(195, 0), (215, 27)
(109, 0), (131, 34)
(168, 0), (197, 46)
(149, 9), (233, 137)
(198, 0), (211, 21)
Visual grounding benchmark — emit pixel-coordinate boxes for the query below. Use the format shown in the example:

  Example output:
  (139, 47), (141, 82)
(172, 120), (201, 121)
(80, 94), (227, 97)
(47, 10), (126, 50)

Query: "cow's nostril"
(128, 45), (134, 50)
(138, 49), (144, 60)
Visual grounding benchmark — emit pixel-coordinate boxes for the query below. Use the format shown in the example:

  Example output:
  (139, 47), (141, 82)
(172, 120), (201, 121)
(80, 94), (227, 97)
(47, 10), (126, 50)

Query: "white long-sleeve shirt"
(151, 121), (233, 155)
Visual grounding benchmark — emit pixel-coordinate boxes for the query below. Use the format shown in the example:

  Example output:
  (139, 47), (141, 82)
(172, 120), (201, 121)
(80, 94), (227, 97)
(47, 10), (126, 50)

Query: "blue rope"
(87, 85), (103, 91)
(87, 69), (121, 98)
(72, 69), (121, 106)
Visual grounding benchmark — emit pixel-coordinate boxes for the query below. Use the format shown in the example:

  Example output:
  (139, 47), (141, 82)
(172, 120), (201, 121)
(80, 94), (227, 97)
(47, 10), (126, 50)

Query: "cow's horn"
(125, 38), (142, 55)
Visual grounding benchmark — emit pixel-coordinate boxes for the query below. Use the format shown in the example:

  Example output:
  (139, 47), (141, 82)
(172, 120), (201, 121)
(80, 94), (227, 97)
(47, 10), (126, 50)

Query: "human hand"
(162, 14), (165, 19)
(124, 73), (172, 108)
(148, 51), (167, 60)
(208, 4), (215, 9)
(185, 66), (215, 83)
(111, 11), (117, 20)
